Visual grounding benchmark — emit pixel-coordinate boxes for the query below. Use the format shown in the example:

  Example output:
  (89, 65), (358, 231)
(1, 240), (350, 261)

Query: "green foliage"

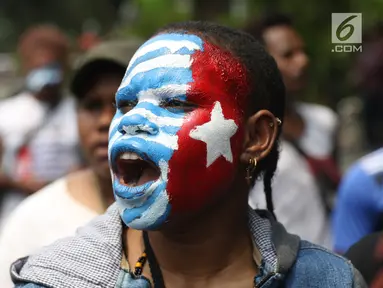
(2, 0), (383, 106)
(113, 0), (191, 39)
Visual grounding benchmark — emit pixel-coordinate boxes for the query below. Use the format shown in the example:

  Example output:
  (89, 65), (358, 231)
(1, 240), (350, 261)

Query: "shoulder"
(0, 178), (68, 232)
(273, 140), (312, 178)
(340, 149), (383, 193)
(15, 284), (47, 288)
(297, 102), (338, 129)
(297, 102), (338, 120)
(10, 205), (123, 287)
(0, 93), (26, 120)
(289, 241), (366, 287)
(0, 92), (35, 111)
(9, 178), (68, 216)
(0, 93), (42, 134)
(57, 96), (77, 113)
(358, 148), (383, 177)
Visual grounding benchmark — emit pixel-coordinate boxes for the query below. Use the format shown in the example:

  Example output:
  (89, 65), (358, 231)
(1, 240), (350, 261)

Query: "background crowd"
(0, 0), (383, 287)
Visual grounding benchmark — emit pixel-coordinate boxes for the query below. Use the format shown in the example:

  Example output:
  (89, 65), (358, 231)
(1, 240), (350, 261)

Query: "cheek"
(278, 61), (294, 78)
(77, 113), (95, 151)
(166, 108), (245, 214)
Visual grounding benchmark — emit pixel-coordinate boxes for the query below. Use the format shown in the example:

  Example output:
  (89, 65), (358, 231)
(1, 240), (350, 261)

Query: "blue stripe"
(110, 137), (175, 165)
(117, 113), (181, 136)
(109, 111), (124, 140)
(125, 47), (197, 79)
(114, 180), (154, 200)
(118, 67), (193, 101)
(118, 182), (166, 223)
(120, 33), (203, 91)
(140, 33), (204, 50)
(109, 125), (119, 141)
(119, 113), (159, 132)
(120, 101), (185, 119)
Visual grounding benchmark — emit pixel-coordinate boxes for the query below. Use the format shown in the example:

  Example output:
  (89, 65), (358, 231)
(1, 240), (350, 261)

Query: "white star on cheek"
(189, 101), (238, 167)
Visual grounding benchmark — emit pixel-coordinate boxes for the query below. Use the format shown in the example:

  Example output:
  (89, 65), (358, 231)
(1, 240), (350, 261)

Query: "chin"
(110, 148), (172, 230)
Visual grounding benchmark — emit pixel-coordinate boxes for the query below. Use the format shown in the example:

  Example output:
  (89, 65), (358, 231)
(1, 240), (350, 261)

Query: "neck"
(146, 185), (254, 279)
(94, 172), (114, 208)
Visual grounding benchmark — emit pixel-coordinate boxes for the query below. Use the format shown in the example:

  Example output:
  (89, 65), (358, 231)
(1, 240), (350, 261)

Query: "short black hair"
(244, 13), (293, 43)
(71, 60), (126, 101)
(156, 21), (286, 218)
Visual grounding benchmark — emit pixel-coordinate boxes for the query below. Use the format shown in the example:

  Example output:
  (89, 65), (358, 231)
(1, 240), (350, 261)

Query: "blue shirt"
(333, 148), (383, 253)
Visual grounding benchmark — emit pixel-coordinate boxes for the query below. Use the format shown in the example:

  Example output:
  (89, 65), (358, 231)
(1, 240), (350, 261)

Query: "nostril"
(123, 124), (158, 135)
(118, 114), (160, 136)
(117, 124), (126, 135)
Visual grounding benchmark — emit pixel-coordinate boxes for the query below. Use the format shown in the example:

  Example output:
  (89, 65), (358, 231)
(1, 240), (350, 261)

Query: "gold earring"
(246, 157), (257, 182)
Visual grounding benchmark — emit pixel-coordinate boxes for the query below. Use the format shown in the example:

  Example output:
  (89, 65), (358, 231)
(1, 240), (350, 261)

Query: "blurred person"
(332, 148), (383, 254)
(245, 14), (339, 248)
(345, 232), (383, 287)
(0, 25), (80, 224)
(332, 26), (383, 254)
(0, 40), (141, 287)
(352, 23), (383, 153)
(12, 21), (366, 288)
(337, 23), (383, 171)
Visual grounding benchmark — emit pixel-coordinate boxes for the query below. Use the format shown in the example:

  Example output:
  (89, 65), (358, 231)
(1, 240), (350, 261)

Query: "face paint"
(109, 33), (249, 230)
(25, 63), (63, 93)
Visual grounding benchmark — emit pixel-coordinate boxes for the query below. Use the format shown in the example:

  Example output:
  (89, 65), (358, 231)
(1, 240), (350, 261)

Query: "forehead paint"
(109, 33), (204, 229)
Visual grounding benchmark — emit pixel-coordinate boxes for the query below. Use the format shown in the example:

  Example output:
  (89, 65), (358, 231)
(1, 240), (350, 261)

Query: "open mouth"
(116, 152), (161, 187)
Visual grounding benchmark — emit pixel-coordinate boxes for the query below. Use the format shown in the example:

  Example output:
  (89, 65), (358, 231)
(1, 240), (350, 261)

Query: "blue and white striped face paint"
(109, 33), (204, 230)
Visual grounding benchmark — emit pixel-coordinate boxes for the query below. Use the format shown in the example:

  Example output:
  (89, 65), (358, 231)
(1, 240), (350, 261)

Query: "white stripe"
(109, 132), (121, 151)
(127, 40), (201, 71)
(109, 104), (185, 137)
(137, 84), (189, 102)
(118, 131), (178, 150)
(118, 54), (192, 91)
(122, 124), (156, 135)
(158, 159), (169, 182)
(124, 106), (184, 127)
(109, 116), (123, 137)
(128, 189), (170, 229)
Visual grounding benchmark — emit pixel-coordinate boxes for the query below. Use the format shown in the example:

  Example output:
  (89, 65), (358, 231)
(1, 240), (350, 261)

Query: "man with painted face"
(0, 25), (81, 224)
(11, 21), (365, 288)
(245, 14), (338, 248)
(0, 40), (141, 287)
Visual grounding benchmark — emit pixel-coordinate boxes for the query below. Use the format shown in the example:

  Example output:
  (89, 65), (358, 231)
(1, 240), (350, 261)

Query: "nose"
(118, 113), (159, 136)
(99, 105), (115, 133)
(296, 51), (309, 71)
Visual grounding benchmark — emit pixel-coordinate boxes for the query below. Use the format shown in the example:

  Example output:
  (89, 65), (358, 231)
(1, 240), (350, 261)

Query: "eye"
(163, 99), (197, 113)
(282, 50), (294, 59)
(80, 98), (103, 112)
(117, 99), (138, 114)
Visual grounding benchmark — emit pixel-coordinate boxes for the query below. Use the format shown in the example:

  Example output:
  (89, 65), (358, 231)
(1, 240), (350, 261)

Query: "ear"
(240, 110), (280, 164)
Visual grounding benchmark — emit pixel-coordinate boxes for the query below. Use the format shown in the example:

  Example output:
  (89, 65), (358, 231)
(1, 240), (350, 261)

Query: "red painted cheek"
(165, 40), (250, 214)
(166, 108), (245, 213)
